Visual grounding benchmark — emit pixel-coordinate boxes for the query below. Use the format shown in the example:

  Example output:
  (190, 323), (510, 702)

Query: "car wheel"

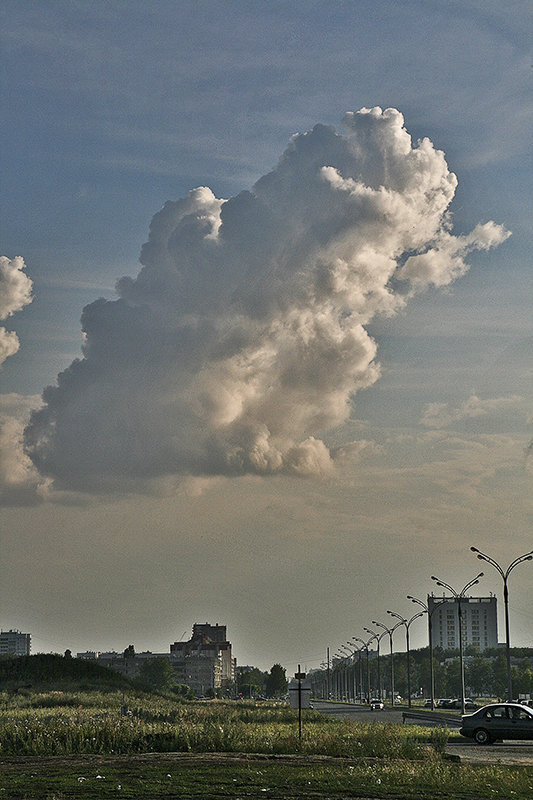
(473, 728), (492, 745)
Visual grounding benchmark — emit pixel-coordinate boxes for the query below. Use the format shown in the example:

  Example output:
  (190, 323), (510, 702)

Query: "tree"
(492, 652), (508, 699)
(265, 664), (288, 697)
(237, 667), (267, 697)
(123, 645), (135, 659)
(172, 683), (194, 699)
(138, 657), (175, 691)
(466, 656), (492, 696)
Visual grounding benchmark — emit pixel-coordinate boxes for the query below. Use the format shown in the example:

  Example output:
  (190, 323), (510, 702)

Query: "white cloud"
(0, 394), (47, 505)
(0, 256), (33, 367)
(420, 393), (525, 429)
(23, 108), (510, 493)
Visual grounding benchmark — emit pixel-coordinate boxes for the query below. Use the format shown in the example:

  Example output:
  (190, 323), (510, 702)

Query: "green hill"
(0, 653), (131, 691)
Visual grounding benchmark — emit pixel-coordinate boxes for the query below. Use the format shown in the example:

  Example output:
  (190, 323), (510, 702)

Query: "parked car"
(424, 699), (433, 708)
(369, 698), (384, 710)
(460, 703), (533, 744)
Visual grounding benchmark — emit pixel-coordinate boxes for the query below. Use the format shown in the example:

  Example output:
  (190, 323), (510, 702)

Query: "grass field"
(1, 689), (532, 798)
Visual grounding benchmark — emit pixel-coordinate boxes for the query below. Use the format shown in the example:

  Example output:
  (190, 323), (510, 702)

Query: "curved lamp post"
(406, 595), (447, 710)
(364, 627), (387, 699)
(345, 641), (363, 702)
(334, 650), (348, 700)
(340, 645), (354, 701)
(431, 572), (484, 715)
(387, 610), (425, 707)
(471, 547), (533, 702)
(353, 636), (374, 702)
(372, 619), (404, 706)
(332, 652), (342, 700)
(350, 639), (365, 702)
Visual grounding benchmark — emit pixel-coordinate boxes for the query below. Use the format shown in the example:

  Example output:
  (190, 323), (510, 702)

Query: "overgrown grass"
(0, 690), (446, 759)
(1, 691), (532, 798)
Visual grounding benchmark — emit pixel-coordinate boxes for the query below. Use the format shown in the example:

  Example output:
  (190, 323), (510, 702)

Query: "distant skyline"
(1, 1), (531, 671)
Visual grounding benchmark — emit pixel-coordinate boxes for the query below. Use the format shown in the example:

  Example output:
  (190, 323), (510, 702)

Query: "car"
(459, 703), (533, 744)
(424, 699), (433, 708)
(436, 698), (454, 708)
(449, 698), (477, 709)
(369, 699), (384, 710)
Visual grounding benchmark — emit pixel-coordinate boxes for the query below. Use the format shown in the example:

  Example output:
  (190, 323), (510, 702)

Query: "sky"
(1, 0), (532, 672)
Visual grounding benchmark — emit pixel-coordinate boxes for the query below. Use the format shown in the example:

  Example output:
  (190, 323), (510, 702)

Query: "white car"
(370, 698), (384, 710)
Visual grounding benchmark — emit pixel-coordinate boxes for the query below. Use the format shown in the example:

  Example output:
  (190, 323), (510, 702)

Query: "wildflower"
(376, 778), (382, 784)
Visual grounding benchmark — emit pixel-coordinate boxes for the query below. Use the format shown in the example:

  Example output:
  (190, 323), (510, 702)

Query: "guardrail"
(402, 710), (462, 727)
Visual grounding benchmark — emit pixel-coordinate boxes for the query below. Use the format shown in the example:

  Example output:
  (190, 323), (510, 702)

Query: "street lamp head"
(387, 610), (406, 623)
(470, 546), (479, 553)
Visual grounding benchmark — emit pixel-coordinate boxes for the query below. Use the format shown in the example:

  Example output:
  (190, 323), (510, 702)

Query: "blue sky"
(1, 1), (531, 668)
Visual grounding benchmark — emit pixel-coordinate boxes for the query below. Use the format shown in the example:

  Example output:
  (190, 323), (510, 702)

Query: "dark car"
(450, 698), (477, 709)
(436, 698), (455, 708)
(460, 703), (533, 744)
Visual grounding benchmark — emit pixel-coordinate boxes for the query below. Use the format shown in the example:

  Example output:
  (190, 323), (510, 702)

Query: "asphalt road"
(314, 702), (533, 765)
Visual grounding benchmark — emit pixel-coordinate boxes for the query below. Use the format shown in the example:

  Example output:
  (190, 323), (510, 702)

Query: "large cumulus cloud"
(24, 108), (510, 492)
(0, 256), (33, 366)
(0, 257), (42, 503)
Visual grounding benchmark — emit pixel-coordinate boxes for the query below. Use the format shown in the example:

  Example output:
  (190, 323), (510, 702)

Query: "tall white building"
(428, 595), (498, 652)
(0, 629), (31, 656)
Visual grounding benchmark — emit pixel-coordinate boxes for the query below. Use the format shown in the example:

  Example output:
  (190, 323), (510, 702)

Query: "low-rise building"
(74, 622), (235, 697)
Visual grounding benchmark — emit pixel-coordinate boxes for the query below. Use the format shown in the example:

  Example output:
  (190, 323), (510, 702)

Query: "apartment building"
(0, 629), (31, 656)
(428, 594), (498, 652)
(170, 622), (234, 688)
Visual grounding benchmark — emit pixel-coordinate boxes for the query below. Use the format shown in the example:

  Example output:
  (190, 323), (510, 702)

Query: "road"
(314, 701), (533, 765)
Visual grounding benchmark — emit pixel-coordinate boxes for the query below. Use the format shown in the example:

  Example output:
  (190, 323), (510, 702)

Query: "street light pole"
(406, 595), (447, 710)
(345, 642), (360, 702)
(351, 638), (364, 702)
(341, 645), (353, 700)
(431, 572), (484, 715)
(470, 547), (533, 702)
(387, 610), (424, 707)
(372, 619), (403, 706)
(364, 627), (386, 699)
(350, 643), (363, 702)
(342, 642), (362, 702)
(353, 636), (373, 702)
